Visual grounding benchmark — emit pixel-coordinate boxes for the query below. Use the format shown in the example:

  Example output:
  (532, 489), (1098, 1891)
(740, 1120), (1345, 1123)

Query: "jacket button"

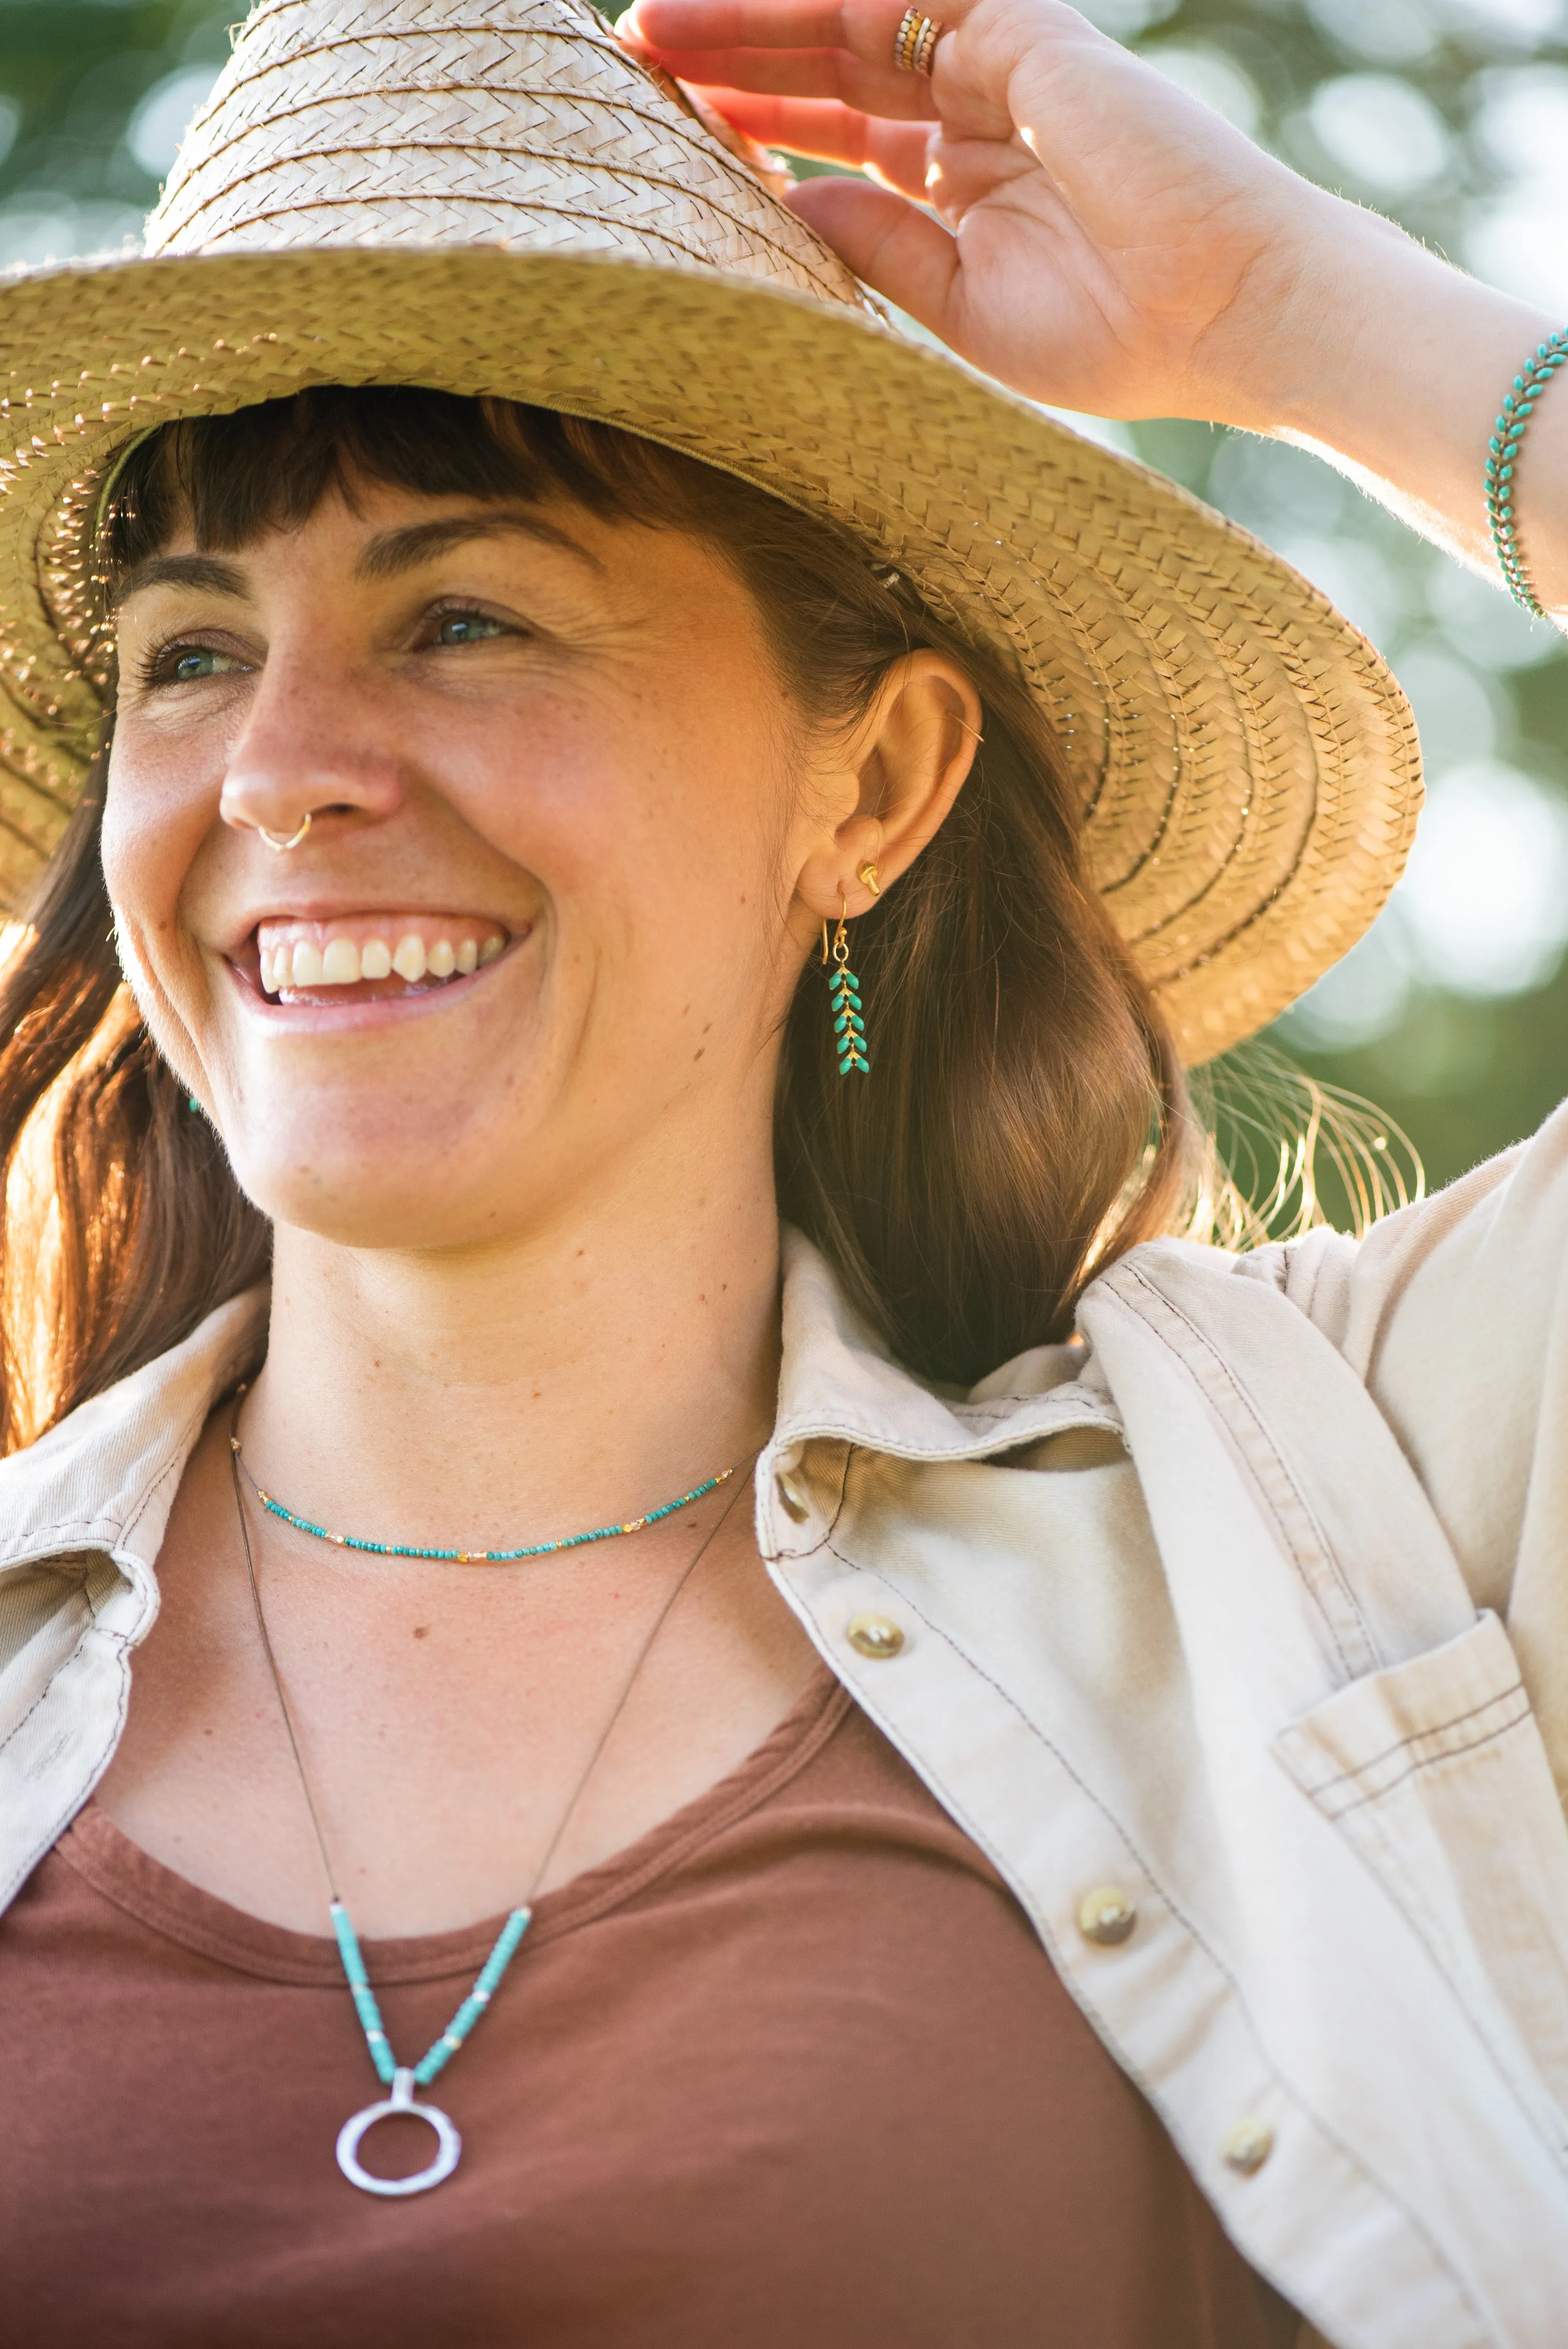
(1076, 1886), (1138, 1946)
(846, 1613), (905, 1660)
(1222, 2117), (1274, 2175)
(775, 1470), (810, 1523)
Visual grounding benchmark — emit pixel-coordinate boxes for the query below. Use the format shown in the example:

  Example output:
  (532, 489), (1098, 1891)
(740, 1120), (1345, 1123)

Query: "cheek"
(100, 738), (213, 1019)
(469, 676), (774, 934)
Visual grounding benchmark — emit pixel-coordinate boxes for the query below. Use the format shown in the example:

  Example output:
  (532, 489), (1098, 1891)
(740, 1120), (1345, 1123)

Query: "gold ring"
(893, 7), (944, 74)
(256, 812), (313, 852)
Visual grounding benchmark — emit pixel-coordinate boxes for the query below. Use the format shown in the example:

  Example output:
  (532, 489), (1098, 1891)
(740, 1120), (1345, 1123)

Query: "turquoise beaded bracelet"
(1485, 328), (1568, 618)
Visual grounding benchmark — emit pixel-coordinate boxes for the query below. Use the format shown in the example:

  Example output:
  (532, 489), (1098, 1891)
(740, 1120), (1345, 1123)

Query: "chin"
(221, 1111), (525, 1253)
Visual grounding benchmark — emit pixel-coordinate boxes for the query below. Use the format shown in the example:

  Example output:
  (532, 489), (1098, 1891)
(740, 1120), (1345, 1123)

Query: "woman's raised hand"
(618, 0), (1348, 427)
(623, 0), (1568, 609)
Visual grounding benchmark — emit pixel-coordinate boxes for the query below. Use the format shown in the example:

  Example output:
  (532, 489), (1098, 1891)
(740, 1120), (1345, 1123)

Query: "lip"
(216, 901), (521, 959)
(222, 922), (530, 1031)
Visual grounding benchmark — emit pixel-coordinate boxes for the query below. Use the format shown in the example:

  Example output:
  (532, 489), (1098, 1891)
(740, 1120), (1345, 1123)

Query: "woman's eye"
(434, 611), (505, 647)
(148, 644), (245, 686)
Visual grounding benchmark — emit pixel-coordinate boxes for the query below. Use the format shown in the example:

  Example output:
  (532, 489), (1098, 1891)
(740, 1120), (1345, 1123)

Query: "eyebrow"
(112, 510), (603, 609)
(113, 552), (248, 608)
(353, 511), (606, 581)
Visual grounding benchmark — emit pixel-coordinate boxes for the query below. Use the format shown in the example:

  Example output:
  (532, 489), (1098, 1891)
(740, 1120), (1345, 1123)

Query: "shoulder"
(0, 1288), (267, 1573)
(1090, 1094), (1568, 1380)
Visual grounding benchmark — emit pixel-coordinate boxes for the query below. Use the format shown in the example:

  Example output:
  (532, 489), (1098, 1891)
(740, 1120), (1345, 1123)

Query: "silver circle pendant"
(336, 2067), (462, 2197)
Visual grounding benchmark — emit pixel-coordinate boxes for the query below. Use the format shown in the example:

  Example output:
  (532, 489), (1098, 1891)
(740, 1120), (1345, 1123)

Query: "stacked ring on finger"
(893, 6), (946, 74)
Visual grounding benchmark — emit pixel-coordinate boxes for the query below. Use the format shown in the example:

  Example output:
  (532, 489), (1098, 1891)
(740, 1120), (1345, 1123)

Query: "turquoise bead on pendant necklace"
(824, 902), (870, 1077)
(330, 1897), (533, 2196)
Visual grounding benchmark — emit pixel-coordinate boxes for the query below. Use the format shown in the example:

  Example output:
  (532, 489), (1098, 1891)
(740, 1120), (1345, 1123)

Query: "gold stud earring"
(857, 861), (881, 895)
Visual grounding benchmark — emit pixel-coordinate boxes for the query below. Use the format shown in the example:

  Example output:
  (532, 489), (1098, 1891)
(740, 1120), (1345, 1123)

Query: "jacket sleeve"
(1253, 1096), (1568, 1798)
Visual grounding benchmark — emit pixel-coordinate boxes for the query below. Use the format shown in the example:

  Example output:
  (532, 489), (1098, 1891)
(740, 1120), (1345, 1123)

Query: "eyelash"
(421, 601), (517, 648)
(134, 639), (239, 690)
(132, 603), (520, 690)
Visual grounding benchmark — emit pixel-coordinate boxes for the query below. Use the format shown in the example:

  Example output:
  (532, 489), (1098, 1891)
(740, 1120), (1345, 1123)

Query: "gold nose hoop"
(256, 813), (313, 853)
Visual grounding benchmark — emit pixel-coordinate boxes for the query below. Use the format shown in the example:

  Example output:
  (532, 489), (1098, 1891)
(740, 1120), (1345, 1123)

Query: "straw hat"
(0, 0), (1420, 1061)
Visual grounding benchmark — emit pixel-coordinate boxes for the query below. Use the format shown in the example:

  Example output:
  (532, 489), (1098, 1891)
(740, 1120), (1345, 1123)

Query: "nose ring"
(256, 813), (312, 853)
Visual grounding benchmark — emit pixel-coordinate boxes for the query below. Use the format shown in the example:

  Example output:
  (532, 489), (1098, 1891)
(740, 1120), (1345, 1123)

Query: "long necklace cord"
(230, 1399), (342, 1904)
(518, 1457), (753, 1906)
(227, 1391), (756, 2196)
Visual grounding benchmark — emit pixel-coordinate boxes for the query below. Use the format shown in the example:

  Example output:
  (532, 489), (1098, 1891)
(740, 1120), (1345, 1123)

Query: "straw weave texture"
(0, 0), (1422, 1061)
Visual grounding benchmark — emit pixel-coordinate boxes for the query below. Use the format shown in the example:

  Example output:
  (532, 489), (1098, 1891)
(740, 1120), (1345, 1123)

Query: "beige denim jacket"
(6, 1107), (1568, 2349)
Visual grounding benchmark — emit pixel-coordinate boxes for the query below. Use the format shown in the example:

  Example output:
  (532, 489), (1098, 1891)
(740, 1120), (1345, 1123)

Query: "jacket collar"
(0, 1232), (1125, 1594)
(775, 1227), (1118, 1456)
(0, 1289), (267, 1611)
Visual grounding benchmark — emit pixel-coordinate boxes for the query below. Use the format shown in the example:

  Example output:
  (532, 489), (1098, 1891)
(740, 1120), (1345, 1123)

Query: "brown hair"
(0, 387), (1193, 1448)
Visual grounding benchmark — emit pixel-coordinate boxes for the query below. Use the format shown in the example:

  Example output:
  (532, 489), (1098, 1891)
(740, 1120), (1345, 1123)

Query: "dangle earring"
(822, 876), (874, 1078)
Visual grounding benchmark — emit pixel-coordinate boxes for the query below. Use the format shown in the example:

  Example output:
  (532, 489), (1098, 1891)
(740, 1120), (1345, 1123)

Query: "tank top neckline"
(60, 1663), (847, 1988)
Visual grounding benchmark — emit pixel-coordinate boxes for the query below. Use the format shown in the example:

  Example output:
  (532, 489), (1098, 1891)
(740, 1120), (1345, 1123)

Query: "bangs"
(98, 386), (763, 587)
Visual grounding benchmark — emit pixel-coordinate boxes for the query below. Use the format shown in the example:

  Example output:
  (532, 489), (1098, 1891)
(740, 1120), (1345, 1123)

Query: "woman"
(0, 0), (1564, 2341)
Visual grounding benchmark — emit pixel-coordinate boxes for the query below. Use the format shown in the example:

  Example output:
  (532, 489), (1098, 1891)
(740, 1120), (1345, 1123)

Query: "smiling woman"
(3, 2), (1568, 2345)
(0, 382), (1180, 1441)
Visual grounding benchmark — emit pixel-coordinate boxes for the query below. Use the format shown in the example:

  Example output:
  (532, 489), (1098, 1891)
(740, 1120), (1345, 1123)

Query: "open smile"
(245, 913), (516, 1008)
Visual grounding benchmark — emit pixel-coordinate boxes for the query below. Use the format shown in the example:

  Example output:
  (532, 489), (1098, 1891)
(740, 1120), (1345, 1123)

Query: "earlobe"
(791, 652), (980, 927)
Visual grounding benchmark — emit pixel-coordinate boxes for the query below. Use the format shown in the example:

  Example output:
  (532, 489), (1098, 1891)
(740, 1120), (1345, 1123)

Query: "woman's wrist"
(1188, 189), (1568, 617)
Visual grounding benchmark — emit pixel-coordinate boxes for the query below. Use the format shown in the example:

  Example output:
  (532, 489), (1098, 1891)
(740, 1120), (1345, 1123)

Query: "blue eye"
(436, 612), (503, 646)
(170, 647), (227, 682)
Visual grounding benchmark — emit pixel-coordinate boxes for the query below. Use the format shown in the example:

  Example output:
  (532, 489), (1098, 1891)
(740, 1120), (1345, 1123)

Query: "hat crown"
(144, 0), (863, 309)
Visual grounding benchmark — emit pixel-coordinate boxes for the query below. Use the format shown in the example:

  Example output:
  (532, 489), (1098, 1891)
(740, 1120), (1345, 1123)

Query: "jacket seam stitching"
(0, 1616), (122, 1764)
(1311, 1705), (1534, 1815)
(0, 1640), (132, 1915)
(118, 1371), (250, 1547)
(1290, 1679), (1527, 1795)
(771, 1398), (1121, 1449)
(1108, 1263), (1375, 1677)
(763, 1437), (852, 1564)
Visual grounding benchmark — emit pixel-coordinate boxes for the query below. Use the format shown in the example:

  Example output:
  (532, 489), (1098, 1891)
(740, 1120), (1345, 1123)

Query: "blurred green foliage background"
(1, 0), (1565, 1201)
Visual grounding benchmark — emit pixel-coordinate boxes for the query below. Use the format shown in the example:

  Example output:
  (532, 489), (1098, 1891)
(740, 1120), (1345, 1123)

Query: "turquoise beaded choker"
(230, 1435), (737, 1562)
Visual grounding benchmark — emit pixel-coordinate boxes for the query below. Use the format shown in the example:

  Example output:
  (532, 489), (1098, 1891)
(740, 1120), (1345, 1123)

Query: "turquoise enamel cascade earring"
(823, 866), (878, 1077)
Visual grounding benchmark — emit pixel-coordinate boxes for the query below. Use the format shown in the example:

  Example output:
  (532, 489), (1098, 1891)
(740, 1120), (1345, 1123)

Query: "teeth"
(259, 923), (508, 994)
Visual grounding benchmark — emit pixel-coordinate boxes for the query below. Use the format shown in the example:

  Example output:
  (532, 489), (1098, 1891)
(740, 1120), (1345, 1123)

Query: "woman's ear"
(793, 651), (982, 922)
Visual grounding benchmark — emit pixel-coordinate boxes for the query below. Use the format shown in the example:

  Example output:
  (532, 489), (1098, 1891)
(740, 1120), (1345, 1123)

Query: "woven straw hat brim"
(0, 239), (1419, 1063)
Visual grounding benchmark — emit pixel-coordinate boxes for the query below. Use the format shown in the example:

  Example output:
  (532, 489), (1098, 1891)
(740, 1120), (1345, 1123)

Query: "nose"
(220, 656), (404, 846)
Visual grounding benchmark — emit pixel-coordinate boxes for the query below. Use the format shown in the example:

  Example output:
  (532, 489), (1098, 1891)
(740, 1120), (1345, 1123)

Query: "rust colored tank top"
(0, 1668), (1297, 2348)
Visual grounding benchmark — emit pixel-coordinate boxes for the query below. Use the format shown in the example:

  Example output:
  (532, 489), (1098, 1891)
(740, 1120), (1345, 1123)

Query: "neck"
(243, 1137), (782, 1553)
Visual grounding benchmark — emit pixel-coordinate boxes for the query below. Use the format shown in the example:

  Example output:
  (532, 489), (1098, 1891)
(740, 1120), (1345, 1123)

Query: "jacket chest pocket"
(1273, 1610), (1568, 2152)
